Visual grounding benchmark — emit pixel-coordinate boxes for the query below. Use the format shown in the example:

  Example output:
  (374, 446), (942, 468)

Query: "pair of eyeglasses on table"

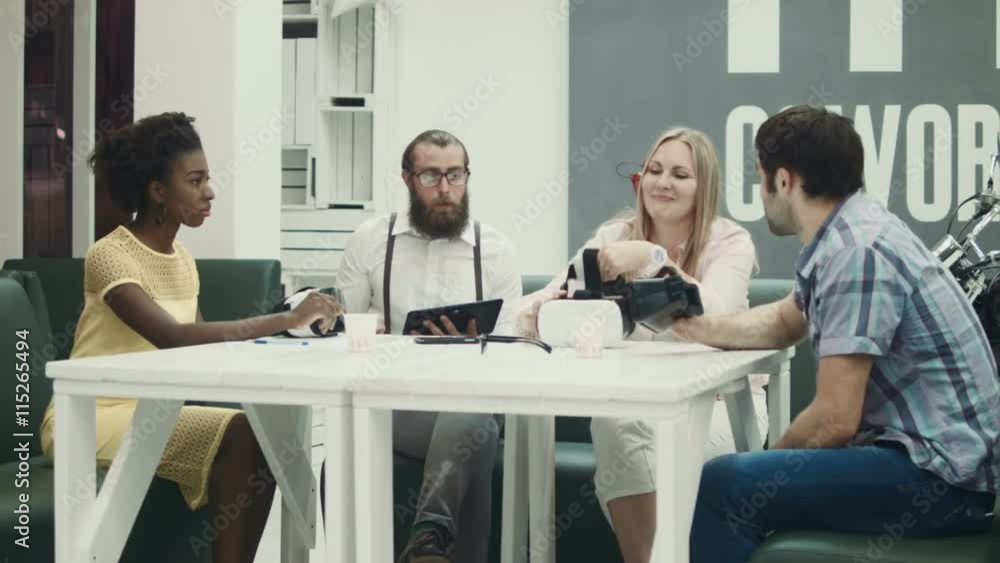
(413, 334), (553, 354)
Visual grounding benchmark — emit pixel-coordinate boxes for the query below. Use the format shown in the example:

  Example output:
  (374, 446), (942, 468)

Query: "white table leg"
(324, 404), (355, 563)
(353, 407), (393, 563)
(244, 403), (317, 550)
(650, 395), (714, 563)
(526, 415), (556, 563)
(723, 378), (764, 452)
(87, 399), (182, 563)
(282, 498), (309, 563)
(768, 361), (792, 447)
(279, 404), (312, 563)
(650, 412), (688, 563)
(501, 414), (529, 563)
(680, 394), (715, 535)
(54, 392), (96, 563)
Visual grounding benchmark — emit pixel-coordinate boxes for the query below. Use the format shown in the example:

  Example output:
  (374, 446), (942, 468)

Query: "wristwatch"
(639, 245), (669, 278)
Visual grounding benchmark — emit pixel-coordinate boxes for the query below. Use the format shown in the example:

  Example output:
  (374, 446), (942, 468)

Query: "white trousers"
(589, 393), (769, 520)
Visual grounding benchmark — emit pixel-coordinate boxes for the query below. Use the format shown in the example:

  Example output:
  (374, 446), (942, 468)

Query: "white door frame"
(72, 0), (97, 256)
(0, 0), (25, 262)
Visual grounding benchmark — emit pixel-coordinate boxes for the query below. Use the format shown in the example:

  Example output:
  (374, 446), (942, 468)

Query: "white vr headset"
(536, 249), (704, 348)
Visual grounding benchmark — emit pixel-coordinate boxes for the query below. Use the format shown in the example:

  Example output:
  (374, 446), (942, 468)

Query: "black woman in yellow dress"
(39, 112), (342, 563)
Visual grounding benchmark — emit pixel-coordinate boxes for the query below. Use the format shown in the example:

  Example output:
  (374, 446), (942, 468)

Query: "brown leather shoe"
(397, 524), (452, 563)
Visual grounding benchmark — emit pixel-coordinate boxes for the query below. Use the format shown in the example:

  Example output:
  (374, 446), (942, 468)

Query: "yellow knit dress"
(40, 226), (240, 510)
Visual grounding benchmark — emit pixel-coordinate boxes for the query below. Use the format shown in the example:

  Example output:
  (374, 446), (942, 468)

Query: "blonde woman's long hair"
(628, 126), (721, 277)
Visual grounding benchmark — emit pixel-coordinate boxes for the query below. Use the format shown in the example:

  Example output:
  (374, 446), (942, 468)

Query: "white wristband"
(639, 245), (669, 278)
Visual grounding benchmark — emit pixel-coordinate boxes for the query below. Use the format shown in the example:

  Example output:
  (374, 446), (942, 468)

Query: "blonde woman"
(518, 127), (768, 563)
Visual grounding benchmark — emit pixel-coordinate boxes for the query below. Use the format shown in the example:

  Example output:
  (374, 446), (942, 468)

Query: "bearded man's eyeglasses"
(409, 168), (471, 188)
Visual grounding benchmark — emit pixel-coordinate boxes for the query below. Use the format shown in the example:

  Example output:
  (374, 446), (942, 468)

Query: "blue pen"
(253, 339), (309, 346)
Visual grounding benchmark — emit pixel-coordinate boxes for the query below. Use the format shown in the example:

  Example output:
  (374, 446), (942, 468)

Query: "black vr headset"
(561, 248), (704, 336)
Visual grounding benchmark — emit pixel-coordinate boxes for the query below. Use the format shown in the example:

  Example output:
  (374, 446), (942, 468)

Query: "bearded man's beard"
(409, 190), (470, 239)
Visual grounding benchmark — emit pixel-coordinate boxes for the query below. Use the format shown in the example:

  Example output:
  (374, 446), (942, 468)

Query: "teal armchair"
(0, 273), (57, 563)
(0, 258), (283, 563)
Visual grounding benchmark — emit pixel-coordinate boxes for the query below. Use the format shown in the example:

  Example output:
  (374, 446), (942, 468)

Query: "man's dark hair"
(89, 112), (203, 215)
(401, 129), (469, 171)
(755, 105), (864, 200)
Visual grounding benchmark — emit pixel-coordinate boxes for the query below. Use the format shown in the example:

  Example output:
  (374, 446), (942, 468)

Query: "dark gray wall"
(570, 0), (1000, 279)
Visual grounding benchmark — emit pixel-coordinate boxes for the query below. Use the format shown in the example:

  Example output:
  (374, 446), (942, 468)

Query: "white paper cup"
(573, 320), (605, 359)
(344, 313), (377, 352)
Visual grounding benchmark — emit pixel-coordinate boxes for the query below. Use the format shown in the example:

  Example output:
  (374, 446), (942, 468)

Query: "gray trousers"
(394, 411), (501, 563)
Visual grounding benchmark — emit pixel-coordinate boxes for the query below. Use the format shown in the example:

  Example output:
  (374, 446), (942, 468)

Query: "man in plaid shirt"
(676, 105), (999, 563)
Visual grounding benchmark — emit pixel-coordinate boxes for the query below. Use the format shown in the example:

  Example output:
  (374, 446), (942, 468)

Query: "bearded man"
(335, 129), (522, 563)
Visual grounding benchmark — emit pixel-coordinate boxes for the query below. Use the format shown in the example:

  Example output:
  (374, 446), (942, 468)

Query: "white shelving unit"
(283, 13), (319, 23)
(280, 146), (314, 207)
(280, 0), (392, 292)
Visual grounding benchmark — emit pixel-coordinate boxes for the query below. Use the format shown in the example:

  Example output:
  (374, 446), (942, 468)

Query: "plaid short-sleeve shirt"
(795, 192), (1000, 493)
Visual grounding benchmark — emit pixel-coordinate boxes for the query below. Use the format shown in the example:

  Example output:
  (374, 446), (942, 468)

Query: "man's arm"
(334, 225), (374, 315)
(772, 354), (872, 449)
(643, 231), (756, 333)
(772, 246), (905, 447)
(673, 292), (808, 350)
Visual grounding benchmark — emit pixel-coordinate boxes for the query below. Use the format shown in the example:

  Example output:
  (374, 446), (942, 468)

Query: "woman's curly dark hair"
(89, 112), (203, 215)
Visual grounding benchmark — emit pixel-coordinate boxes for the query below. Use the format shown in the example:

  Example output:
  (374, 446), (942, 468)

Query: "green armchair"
(0, 272), (56, 562)
(0, 258), (283, 563)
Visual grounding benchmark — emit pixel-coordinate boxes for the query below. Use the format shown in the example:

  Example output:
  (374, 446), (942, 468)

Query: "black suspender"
(474, 220), (483, 302)
(382, 212), (483, 334)
(383, 213), (398, 334)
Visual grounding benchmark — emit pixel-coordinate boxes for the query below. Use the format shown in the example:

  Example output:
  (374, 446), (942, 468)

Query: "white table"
(48, 336), (791, 563)
(348, 339), (793, 563)
(46, 337), (369, 563)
